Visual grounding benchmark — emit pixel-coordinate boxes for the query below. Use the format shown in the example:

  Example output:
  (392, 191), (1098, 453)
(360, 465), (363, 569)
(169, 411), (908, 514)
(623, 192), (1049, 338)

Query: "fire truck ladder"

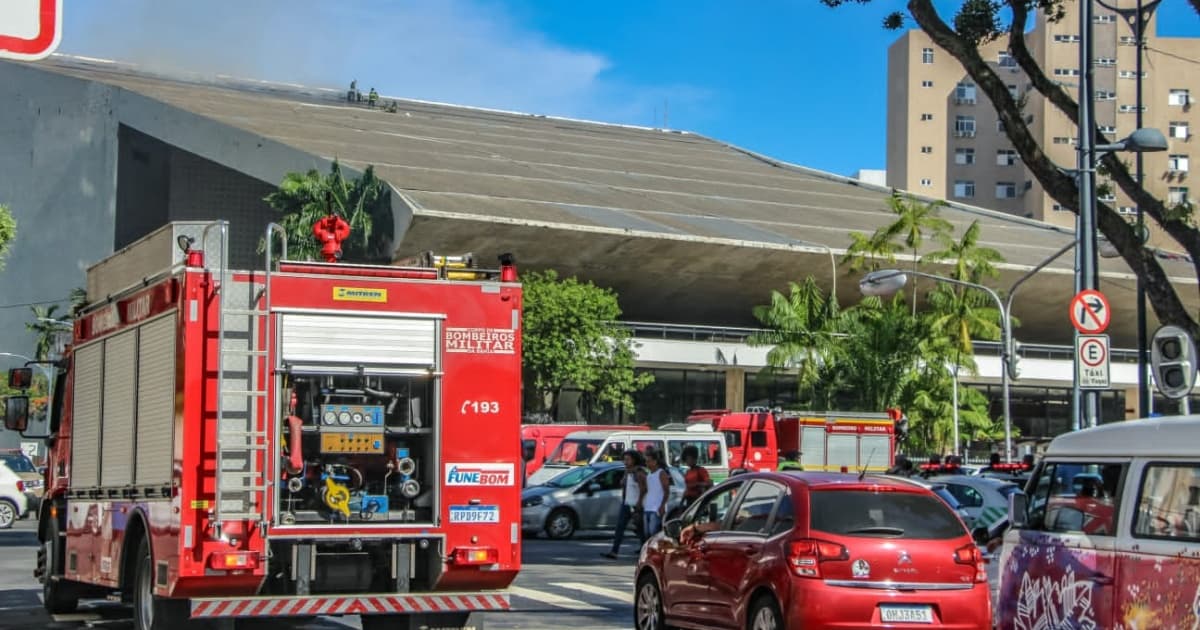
(203, 221), (269, 526)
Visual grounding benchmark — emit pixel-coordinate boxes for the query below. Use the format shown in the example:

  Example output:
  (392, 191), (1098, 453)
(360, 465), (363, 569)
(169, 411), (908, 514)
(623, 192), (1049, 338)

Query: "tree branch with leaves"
(825, 0), (1200, 338)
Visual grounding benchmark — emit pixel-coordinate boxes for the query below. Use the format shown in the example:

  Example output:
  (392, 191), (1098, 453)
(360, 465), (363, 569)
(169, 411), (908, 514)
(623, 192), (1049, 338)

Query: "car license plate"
(880, 605), (933, 623)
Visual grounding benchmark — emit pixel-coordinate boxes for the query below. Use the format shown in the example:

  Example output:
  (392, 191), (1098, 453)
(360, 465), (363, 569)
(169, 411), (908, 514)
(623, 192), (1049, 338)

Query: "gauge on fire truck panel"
(322, 411), (336, 425)
(338, 411), (351, 425)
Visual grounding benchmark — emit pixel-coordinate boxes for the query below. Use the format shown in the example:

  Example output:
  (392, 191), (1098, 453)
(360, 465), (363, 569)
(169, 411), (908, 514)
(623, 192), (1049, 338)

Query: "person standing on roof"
(778, 450), (804, 471)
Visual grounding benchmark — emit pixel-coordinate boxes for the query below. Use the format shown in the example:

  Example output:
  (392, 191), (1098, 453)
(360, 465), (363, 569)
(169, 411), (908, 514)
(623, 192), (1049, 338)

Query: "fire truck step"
(221, 349), (268, 356)
(222, 309), (268, 316)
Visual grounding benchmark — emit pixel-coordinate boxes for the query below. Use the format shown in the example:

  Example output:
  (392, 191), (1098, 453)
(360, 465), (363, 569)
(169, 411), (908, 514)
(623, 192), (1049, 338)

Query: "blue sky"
(60, 1), (1200, 176)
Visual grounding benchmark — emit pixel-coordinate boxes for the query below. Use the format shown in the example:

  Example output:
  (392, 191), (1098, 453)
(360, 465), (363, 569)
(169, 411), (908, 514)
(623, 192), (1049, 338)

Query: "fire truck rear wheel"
(41, 515), (79, 614)
(544, 508), (577, 539)
(132, 538), (189, 630)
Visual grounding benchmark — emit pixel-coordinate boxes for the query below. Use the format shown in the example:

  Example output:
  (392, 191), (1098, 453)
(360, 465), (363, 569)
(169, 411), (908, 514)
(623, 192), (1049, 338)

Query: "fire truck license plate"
(449, 505), (500, 523)
(879, 605), (933, 623)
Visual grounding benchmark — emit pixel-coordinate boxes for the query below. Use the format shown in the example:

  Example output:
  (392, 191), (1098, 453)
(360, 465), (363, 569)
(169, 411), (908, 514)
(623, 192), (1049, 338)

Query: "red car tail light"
(15, 480), (25, 493)
(954, 543), (988, 583)
(788, 539), (848, 578)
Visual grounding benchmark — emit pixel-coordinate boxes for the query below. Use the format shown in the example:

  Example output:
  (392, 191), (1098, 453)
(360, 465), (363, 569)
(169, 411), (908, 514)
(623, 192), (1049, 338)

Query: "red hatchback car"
(634, 472), (991, 630)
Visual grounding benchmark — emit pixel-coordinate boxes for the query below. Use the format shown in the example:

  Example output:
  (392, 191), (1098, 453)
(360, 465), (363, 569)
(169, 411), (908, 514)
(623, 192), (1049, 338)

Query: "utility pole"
(1074, 0), (1101, 429)
(1095, 0), (1162, 418)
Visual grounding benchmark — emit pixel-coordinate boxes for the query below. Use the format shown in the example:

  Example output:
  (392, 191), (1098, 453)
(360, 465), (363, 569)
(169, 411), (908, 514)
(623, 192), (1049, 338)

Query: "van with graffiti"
(997, 416), (1200, 629)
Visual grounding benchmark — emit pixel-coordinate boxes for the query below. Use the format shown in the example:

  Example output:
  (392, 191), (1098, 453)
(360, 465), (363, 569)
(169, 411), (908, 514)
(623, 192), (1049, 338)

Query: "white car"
(0, 462), (29, 529)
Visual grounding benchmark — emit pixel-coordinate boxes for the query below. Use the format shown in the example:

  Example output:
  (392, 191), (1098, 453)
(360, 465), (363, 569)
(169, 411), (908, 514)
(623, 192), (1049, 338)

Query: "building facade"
(887, 1), (1199, 249)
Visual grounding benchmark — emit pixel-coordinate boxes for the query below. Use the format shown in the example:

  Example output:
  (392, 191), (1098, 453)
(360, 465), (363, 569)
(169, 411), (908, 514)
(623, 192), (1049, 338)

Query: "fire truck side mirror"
(7, 367), (32, 390)
(4, 396), (29, 432)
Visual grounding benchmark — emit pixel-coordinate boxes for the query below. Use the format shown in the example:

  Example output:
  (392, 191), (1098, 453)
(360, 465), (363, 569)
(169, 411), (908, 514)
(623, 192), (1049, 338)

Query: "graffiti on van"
(1000, 531), (1200, 629)
(1004, 539), (1098, 630)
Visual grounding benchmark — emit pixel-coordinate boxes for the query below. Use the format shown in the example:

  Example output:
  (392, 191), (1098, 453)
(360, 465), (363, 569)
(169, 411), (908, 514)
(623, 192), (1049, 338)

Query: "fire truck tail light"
(451, 546), (499, 565)
(209, 552), (259, 570)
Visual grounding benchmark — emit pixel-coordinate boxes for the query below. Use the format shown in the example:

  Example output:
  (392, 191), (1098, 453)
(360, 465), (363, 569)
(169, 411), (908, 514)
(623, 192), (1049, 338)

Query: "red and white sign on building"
(0, 0), (62, 61)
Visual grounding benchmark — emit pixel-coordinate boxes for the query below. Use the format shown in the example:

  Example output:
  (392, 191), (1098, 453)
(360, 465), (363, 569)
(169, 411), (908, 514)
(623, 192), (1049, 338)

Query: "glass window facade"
(591, 368), (726, 426)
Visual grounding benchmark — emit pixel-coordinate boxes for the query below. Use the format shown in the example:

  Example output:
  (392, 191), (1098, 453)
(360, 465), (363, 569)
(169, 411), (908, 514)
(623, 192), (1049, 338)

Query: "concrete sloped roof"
(25, 56), (1198, 342)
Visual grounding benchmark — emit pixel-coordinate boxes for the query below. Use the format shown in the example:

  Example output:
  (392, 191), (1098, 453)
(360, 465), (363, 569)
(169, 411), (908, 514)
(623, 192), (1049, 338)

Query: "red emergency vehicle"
(686, 409), (905, 472)
(3, 219), (522, 630)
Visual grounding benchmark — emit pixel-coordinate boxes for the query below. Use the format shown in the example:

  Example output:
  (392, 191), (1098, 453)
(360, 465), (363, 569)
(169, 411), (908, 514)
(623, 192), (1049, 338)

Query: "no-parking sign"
(0, 0), (62, 61)
(1077, 334), (1110, 389)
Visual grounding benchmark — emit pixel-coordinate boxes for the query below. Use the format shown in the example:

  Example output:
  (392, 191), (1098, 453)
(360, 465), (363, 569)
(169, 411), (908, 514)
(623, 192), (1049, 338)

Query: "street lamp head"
(858, 269), (908, 298)
(1124, 127), (1169, 153)
(1097, 127), (1169, 154)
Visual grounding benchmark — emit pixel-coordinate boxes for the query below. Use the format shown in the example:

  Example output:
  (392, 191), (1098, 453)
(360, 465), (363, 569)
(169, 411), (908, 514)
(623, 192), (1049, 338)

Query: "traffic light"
(1005, 340), (1022, 381)
(1151, 325), (1198, 400)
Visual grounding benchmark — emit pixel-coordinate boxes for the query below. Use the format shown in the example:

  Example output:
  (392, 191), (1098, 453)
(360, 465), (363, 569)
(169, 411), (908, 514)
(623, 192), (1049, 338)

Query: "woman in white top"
(642, 450), (670, 538)
(604, 450), (646, 559)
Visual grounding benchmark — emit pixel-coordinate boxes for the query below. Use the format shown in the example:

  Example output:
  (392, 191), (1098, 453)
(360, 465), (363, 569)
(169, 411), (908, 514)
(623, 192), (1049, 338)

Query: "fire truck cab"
(4, 220), (522, 630)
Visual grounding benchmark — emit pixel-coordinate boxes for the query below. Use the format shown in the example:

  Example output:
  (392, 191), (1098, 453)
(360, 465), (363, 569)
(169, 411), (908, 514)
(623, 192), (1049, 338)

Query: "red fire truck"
(686, 409), (906, 473)
(3, 219), (522, 630)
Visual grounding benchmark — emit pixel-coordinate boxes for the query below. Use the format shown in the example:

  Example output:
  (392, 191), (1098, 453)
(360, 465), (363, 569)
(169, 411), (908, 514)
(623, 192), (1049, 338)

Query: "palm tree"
(261, 160), (390, 262)
(68, 287), (89, 317)
(921, 220), (1007, 454)
(27, 304), (62, 361)
(841, 229), (898, 273)
(749, 278), (841, 404)
(877, 194), (953, 314)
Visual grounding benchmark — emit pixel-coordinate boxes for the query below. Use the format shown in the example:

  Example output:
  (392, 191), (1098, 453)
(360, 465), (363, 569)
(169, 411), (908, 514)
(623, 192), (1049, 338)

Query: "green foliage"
(954, 0), (1002, 44)
(0, 204), (16, 271)
(521, 270), (653, 417)
(754, 214), (1010, 454)
(261, 160), (391, 262)
(750, 277), (841, 403)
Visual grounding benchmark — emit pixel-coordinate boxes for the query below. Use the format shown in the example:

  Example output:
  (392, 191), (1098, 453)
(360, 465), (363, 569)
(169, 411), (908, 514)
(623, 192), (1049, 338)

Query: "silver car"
(521, 463), (685, 539)
(929, 474), (1021, 536)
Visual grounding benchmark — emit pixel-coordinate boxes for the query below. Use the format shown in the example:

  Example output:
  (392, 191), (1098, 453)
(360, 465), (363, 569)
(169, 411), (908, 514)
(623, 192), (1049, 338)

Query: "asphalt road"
(0, 522), (635, 630)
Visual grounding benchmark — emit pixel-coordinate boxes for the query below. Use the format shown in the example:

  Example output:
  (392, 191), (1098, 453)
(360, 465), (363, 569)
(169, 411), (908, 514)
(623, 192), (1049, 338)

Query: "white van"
(997, 416), (1200, 629)
(526, 430), (729, 486)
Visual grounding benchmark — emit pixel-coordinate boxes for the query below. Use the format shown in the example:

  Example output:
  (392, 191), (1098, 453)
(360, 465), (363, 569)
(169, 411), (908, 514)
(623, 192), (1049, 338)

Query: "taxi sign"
(1070, 289), (1111, 334)
(1076, 334), (1110, 389)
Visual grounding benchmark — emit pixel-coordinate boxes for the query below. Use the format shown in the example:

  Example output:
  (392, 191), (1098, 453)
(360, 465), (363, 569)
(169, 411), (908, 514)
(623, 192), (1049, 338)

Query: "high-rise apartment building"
(887, 2), (1198, 248)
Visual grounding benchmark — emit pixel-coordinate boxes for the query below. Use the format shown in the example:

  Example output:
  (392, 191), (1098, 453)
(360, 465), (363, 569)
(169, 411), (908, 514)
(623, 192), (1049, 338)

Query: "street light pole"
(1098, 0), (1161, 422)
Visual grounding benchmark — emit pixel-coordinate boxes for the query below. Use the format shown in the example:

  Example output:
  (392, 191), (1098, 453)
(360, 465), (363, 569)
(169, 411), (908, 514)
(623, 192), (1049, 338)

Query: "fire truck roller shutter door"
(71, 343), (104, 489)
(101, 329), (139, 487)
(280, 313), (438, 369)
(135, 315), (176, 487)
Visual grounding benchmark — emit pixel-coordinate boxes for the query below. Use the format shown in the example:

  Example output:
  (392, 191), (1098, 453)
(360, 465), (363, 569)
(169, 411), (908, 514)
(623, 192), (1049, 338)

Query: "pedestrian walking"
(680, 445), (711, 509)
(603, 450), (645, 559)
(642, 450), (670, 539)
